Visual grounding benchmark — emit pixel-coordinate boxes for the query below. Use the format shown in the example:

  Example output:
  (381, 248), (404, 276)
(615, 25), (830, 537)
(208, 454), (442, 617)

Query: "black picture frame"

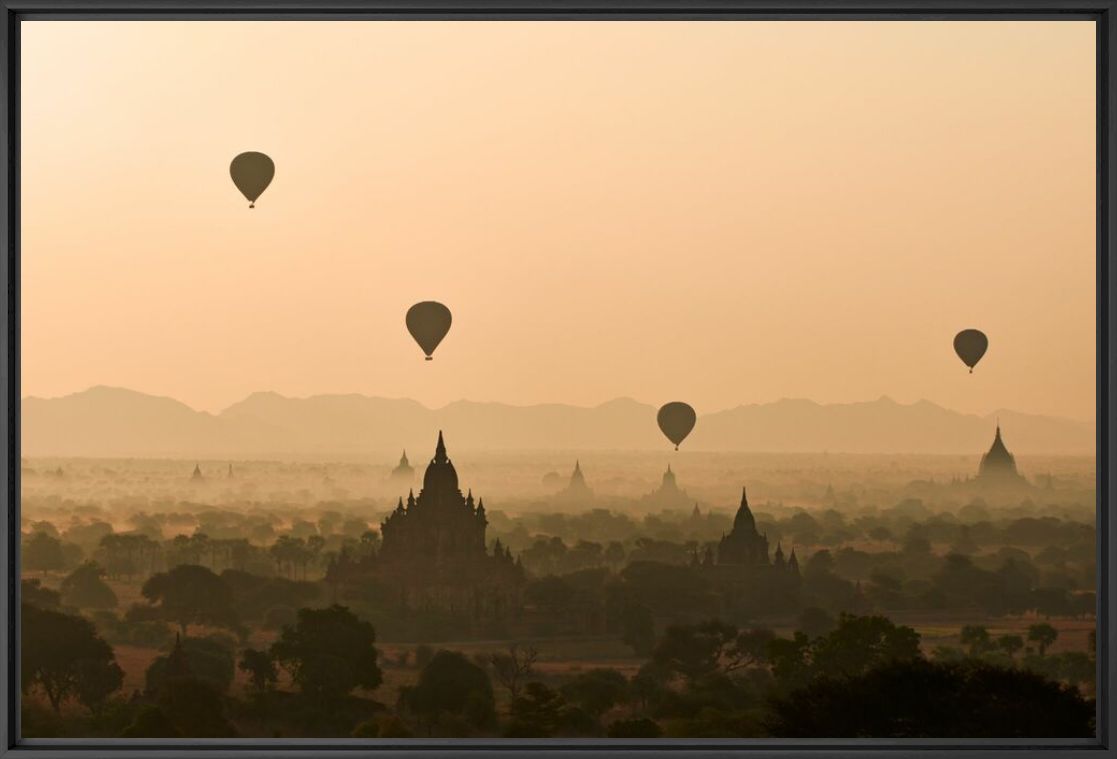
(1, 2), (1112, 756)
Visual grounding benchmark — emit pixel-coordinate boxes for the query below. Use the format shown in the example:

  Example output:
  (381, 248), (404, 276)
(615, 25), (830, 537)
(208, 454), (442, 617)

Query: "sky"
(20, 20), (1096, 420)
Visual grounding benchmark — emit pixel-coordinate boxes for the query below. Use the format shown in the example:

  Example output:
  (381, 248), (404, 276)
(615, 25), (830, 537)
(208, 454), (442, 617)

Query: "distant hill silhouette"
(20, 387), (1094, 457)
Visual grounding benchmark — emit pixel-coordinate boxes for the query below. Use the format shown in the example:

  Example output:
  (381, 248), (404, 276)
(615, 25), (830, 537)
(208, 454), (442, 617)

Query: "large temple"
(696, 486), (801, 617)
(717, 487), (774, 566)
(975, 424), (1027, 485)
(389, 449), (414, 484)
(640, 464), (692, 510)
(376, 432), (523, 620)
(553, 460), (594, 505)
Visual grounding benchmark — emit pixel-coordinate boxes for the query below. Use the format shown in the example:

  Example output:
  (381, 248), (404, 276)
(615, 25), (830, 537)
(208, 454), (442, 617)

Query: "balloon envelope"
(230, 152), (275, 207)
(953, 329), (988, 373)
(406, 302), (452, 360)
(657, 402), (696, 450)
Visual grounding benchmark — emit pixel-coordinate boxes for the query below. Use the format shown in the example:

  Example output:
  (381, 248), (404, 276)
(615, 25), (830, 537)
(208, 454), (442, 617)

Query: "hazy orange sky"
(21, 21), (1096, 420)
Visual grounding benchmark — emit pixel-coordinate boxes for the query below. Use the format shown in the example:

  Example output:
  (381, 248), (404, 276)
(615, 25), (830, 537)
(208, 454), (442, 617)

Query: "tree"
(239, 648), (278, 694)
(270, 605), (382, 701)
(997, 634), (1025, 660)
(651, 620), (740, 682)
(157, 676), (236, 737)
(140, 564), (239, 635)
(1028, 623), (1059, 656)
(21, 578), (60, 609)
(960, 625), (993, 657)
(560, 668), (628, 719)
(608, 717), (663, 738)
(766, 658), (1093, 737)
(766, 632), (812, 688)
(506, 682), (568, 737)
(23, 532), (65, 574)
(145, 635), (236, 695)
(620, 602), (656, 656)
(21, 603), (123, 714)
(809, 614), (921, 678)
(121, 706), (180, 738)
(731, 628), (777, 669)
(60, 562), (118, 610)
(490, 643), (538, 700)
(796, 607), (836, 639)
(404, 650), (495, 730)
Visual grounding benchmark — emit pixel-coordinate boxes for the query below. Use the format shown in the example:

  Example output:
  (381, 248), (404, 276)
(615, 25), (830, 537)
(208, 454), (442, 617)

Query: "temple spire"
(733, 486), (756, 532)
(434, 431), (447, 463)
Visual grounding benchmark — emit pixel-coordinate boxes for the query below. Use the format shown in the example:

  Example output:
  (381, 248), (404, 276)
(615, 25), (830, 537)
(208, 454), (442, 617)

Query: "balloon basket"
(425, 357), (432, 361)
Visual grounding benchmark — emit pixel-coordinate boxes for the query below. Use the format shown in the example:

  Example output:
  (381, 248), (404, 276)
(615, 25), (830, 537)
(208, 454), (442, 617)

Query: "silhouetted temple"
(554, 459), (594, 504)
(718, 488), (772, 566)
(389, 449), (414, 484)
(191, 463), (203, 481)
(977, 424), (1026, 484)
(376, 432), (523, 620)
(697, 486), (800, 617)
(640, 464), (692, 510)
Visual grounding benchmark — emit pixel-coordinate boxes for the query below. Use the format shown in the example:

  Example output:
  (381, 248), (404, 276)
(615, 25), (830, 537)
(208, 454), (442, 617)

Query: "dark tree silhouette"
(23, 531), (65, 574)
(1028, 623), (1059, 655)
(238, 648), (278, 694)
(157, 676), (237, 737)
(404, 650), (495, 730)
(145, 635), (236, 695)
(620, 602), (656, 656)
(21, 578), (60, 609)
(809, 614), (921, 678)
(60, 562), (118, 610)
(270, 605), (382, 701)
(490, 643), (538, 700)
(608, 717), (663, 737)
(650, 620), (745, 682)
(121, 706), (180, 738)
(766, 659), (1094, 737)
(21, 603), (122, 714)
(505, 682), (568, 737)
(960, 624), (993, 656)
(140, 564), (239, 635)
(560, 668), (628, 719)
(998, 634), (1025, 659)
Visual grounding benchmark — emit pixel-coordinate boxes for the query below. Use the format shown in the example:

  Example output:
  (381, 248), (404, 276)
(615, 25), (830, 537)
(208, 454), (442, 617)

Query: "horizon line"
(18, 383), (1098, 426)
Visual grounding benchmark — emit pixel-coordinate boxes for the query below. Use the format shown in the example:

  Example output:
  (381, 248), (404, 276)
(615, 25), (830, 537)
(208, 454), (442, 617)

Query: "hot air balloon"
(406, 301), (452, 360)
(229, 152), (275, 208)
(657, 402), (696, 450)
(953, 329), (988, 373)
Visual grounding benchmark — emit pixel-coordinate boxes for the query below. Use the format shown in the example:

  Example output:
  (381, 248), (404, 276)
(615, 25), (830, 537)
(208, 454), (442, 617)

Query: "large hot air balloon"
(953, 329), (988, 373)
(657, 402), (696, 450)
(229, 152), (275, 208)
(406, 302), (452, 360)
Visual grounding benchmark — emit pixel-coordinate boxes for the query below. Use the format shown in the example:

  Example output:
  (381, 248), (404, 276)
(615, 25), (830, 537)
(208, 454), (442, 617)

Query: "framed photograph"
(1, 1), (1112, 757)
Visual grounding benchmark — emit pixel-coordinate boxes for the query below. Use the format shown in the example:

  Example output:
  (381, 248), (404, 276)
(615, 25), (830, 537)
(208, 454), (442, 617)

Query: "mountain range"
(19, 386), (1095, 458)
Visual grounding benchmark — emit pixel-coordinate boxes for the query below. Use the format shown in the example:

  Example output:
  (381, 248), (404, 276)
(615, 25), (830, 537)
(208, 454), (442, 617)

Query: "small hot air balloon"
(406, 301), (452, 360)
(229, 152), (275, 208)
(953, 329), (988, 373)
(657, 402), (696, 451)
